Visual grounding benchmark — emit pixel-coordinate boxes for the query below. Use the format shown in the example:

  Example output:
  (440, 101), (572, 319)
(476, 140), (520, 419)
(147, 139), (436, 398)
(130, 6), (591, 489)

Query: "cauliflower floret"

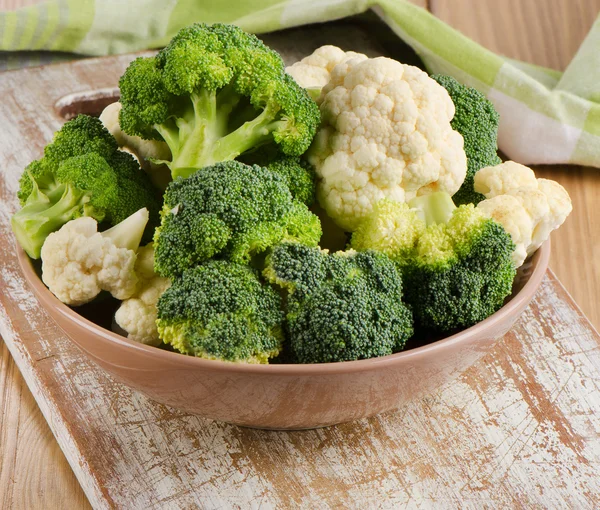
(533, 178), (572, 251)
(309, 57), (467, 231)
(41, 209), (149, 306)
(114, 244), (170, 346)
(474, 161), (538, 196)
(477, 195), (533, 267)
(286, 45), (367, 100)
(475, 161), (572, 266)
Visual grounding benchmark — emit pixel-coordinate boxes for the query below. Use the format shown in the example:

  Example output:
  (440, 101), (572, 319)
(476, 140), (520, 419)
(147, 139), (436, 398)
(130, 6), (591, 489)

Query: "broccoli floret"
(153, 161), (321, 278)
(351, 192), (516, 332)
(119, 23), (320, 179)
(240, 147), (316, 205)
(156, 260), (283, 363)
(432, 75), (502, 205)
(264, 243), (413, 363)
(12, 115), (160, 258)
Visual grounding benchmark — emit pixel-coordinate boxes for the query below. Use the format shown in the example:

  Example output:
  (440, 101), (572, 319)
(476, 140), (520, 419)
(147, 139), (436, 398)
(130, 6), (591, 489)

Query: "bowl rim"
(17, 240), (550, 375)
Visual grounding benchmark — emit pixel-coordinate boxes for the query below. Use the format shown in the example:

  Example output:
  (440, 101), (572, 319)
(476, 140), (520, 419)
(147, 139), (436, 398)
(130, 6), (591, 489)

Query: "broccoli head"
(432, 75), (502, 206)
(153, 161), (322, 278)
(351, 192), (516, 332)
(119, 23), (320, 179)
(240, 146), (316, 206)
(156, 260), (283, 363)
(264, 243), (414, 363)
(12, 115), (160, 258)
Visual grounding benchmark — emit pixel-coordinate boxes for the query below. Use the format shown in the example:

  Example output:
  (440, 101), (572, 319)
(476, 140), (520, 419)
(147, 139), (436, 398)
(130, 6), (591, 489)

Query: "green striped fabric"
(1, 0), (599, 168)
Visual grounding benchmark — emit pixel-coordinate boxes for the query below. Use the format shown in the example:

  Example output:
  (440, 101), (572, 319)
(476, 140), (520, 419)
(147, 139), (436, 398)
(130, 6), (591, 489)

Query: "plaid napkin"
(1, 0), (599, 168)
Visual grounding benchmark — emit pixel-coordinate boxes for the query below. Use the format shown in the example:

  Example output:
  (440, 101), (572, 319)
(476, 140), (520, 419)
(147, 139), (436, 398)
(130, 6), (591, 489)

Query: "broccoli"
(156, 260), (283, 363)
(12, 115), (160, 258)
(432, 75), (502, 206)
(264, 243), (413, 363)
(119, 23), (320, 179)
(350, 192), (516, 332)
(153, 161), (321, 278)
(240, 147), (316, 206)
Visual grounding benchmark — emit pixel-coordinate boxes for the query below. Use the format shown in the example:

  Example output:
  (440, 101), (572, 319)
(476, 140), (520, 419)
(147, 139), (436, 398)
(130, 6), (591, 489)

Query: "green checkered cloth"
(1, 0), (599, 168)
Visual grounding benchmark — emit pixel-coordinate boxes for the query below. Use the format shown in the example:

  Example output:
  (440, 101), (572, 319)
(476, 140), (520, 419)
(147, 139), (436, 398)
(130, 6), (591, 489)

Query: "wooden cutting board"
(1, 18), (600, 509)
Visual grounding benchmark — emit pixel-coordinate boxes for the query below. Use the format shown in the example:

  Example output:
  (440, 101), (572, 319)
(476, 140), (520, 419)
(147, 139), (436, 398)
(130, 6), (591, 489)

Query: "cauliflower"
(477, 196), (533, 267)
(286, 45), (367, 100)
(100, 102), (172, 190)
(41, 208), (149, 306)
(114, 244), (170, 346)
(473, 161), (538, 196)
(475, 161), (572, 266)
(308, 57), (467, 231)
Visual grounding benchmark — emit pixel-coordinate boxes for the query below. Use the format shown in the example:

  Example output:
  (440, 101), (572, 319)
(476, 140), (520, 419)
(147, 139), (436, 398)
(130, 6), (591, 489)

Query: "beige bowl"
(17, 242), (549, 430)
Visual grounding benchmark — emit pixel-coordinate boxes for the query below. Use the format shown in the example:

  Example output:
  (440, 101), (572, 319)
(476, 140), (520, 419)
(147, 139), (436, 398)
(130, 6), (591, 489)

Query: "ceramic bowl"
(17, 242), (549, 429)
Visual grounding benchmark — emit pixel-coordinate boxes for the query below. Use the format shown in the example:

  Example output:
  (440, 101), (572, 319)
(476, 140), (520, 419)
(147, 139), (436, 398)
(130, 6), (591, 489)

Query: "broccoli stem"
(408, 192), (457, 227)
(101, 207), (149, 251)
(210, 108), (281, 163)
(11, 183), (85, 259)
(163, 87), (281, 179)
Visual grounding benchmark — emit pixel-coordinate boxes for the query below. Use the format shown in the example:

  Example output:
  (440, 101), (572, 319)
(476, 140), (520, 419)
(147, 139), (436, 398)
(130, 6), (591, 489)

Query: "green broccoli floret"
(156, 260), (283, 363)
(12, 115), (160, 258)
(119, 23), (320, 179)
(432, 75), (502, 205)
(350, 192), (516, 333)
(264, 243), (413, 363)
(240, 147), (316, 206)
(153, 161), (321, 278)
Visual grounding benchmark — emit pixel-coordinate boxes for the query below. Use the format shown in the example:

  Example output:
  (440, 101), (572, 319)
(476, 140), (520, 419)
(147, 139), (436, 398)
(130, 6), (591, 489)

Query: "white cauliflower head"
(41, 209), (148, 306)
(308, 57), (467, 231)
(475, 161), (572, 266)
(286, 45), (367, 100)
(114, 244), (170, 346)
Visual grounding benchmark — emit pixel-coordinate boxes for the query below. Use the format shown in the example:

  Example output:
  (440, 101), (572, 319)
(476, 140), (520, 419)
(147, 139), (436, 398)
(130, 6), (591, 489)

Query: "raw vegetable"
(264, 243), (413, 363)
(41, 208), (149, 306)
(308, 56), (467, 231)
(153, 160), (321, 278)
(351, 192), (516, 333)
(12, 23), (575, 365)
(286, 45), (367, 100)
(118, 23), (320, 179)
(114, 244), (170, 346)
(11, 115), (160, 258)
(239, 146), (316, 205)
(475, 161), (572, 266)
(432, 75), (502, 206)
(157, 260), (283, 363)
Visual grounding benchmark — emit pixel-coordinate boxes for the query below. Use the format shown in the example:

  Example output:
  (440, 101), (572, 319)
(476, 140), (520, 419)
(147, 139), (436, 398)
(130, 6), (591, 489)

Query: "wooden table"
(1, 1), (599, 508)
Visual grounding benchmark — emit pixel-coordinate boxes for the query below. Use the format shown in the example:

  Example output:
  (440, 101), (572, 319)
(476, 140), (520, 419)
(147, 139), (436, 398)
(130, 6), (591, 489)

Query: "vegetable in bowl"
(118, 23), (320, 180)
(11, 29), (572, 366)
(351, 192), (516, 333)
(11, 115), (160, 258)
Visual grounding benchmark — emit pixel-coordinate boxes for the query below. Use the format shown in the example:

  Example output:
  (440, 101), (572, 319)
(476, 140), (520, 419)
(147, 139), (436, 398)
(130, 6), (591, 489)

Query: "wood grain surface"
(0, 1), (599, 508)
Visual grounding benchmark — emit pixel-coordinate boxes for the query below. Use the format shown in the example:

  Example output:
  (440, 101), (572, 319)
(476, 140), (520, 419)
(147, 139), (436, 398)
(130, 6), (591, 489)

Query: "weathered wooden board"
(1, 18), (600, 510)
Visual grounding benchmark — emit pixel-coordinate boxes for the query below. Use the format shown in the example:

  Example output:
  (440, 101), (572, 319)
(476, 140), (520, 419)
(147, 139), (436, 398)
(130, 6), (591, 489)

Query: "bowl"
(17, 242), (549, 430)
